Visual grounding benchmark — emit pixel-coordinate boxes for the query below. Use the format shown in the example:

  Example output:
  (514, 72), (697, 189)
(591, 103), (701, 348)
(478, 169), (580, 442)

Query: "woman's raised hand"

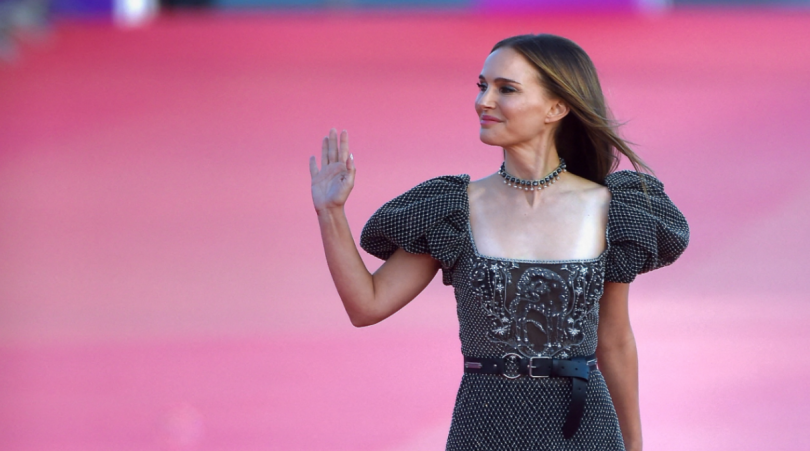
(310, 128), (356, 213)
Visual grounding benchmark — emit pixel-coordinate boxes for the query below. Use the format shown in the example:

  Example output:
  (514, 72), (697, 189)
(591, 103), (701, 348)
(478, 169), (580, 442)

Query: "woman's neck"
(502, 140), (561, 181)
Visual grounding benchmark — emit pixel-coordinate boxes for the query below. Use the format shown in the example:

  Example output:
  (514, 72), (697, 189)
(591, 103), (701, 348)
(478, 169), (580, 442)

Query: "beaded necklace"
(498, 158), (567, 191)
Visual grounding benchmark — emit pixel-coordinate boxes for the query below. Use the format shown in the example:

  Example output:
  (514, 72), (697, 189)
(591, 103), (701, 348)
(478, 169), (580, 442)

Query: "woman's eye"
(499, 86), (516, 94)
(476, 82), (487, 91)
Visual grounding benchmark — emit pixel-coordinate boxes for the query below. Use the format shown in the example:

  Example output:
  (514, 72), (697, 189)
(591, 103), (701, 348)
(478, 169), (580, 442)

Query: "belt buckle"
(528, 356), (551, 378)
(502, 353), (522, 379)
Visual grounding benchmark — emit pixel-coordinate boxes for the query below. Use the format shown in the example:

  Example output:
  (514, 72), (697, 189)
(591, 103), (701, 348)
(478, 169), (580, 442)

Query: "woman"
(309, 34), (688, 451)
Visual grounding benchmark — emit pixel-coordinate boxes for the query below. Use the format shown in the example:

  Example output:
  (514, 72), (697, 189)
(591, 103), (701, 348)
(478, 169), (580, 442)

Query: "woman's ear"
(545, 100), (570, 124)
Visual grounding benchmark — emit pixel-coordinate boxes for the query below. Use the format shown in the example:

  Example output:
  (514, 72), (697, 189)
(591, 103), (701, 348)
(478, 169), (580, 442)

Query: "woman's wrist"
(315, 204), (345, 218)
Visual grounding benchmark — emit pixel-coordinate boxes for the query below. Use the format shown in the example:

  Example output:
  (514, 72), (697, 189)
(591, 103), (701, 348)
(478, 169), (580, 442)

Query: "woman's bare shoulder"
(564, 172), (611, 208)
(467, 173), (500, 198)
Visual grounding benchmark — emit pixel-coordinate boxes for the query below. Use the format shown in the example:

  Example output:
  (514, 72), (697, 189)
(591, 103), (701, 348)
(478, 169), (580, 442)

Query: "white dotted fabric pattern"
(359, 172), (689, 450)
(448, 371), (623, 450)
(603, 171), (690, 283)
(360, 175), (470, 286)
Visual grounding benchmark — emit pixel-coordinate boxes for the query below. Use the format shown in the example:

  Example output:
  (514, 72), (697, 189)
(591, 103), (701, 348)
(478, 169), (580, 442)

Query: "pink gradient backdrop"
(1, 10), (809, 450)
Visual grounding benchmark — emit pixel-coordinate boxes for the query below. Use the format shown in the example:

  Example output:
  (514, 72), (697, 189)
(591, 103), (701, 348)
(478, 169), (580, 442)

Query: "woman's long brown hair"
(492, 34), (651, 184)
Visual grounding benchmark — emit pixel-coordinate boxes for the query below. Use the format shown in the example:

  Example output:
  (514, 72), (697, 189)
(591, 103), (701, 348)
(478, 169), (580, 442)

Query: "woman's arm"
(310, 129), (441, 327)
(596, 282), (642, 451)
(317, 208), (440, 327)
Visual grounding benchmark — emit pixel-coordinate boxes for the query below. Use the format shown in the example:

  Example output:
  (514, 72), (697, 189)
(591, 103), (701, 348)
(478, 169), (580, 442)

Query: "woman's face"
(475, 47), (564, 148)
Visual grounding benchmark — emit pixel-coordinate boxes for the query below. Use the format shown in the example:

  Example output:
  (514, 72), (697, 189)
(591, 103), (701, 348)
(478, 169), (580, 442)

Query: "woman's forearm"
(317, 206), (377, 326)
(597, 334), (642, 451)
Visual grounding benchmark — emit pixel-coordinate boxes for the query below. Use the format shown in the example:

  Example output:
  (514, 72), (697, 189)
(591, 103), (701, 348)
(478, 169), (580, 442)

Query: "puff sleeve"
(604, 171), (690, 283)
(360, 175), (470, 286)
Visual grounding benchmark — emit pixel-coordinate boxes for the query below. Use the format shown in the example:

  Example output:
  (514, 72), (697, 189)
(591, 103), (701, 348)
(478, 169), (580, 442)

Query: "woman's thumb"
(348, 153), (355, 173)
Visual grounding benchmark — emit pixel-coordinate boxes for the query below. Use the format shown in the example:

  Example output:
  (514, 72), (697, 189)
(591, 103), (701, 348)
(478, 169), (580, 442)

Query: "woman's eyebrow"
(478, 75), (522, 85)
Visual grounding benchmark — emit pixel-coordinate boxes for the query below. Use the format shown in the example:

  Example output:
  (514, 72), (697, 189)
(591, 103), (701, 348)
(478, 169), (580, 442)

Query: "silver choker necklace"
(499, 159), (567, 191)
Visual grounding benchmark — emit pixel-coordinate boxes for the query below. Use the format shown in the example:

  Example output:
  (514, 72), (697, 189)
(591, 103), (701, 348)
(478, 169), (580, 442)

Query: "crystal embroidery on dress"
(469, 255), (606, 358)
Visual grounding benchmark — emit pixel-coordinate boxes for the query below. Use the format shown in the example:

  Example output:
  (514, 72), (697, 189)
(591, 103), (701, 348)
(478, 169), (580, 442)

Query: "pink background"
(2, 10), (809, 450)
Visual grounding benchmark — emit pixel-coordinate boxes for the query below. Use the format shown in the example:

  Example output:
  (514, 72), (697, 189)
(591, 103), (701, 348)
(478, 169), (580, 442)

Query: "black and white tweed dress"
(360, 171), (689, 451)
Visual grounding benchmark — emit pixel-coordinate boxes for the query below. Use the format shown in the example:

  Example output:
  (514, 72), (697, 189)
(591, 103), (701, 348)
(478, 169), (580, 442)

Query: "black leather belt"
(463, 353), (597, 439)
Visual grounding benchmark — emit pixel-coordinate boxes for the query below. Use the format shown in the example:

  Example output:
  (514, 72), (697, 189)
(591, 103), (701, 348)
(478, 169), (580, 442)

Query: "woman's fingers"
(319, 128), (349, 169)
(328, 128), (338, 164)
(339, 129), (349, 163)
(309, 155), (318, 178)
(321, 136), (328, 167)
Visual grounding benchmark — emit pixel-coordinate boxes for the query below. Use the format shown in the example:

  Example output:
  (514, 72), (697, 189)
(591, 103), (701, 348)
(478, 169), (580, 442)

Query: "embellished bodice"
(457, 249), (606, 359)
(443, 218), (609, 358)
(359, 171), (690, 360)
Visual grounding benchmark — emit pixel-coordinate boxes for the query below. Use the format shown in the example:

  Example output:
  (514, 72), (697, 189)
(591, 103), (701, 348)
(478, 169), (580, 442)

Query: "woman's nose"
(476, 90), (495, 110)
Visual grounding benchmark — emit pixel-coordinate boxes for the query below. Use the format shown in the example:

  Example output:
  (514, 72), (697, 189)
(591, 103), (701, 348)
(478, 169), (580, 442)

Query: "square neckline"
(461, 174), (611, 265)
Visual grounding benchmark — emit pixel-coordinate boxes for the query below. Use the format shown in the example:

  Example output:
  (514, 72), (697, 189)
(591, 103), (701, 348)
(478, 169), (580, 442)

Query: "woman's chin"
(479, 131), (504, 147)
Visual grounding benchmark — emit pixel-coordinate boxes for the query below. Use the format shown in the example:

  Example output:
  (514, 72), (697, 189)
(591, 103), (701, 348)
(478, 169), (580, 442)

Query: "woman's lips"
(480, 115), (502, 125)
